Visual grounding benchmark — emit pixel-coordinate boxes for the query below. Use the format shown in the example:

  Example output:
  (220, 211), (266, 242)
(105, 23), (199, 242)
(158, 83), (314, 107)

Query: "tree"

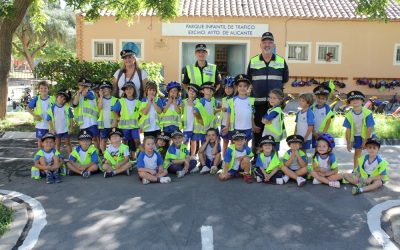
(0, 0), (179, 119)
(356, 0), (400, 21)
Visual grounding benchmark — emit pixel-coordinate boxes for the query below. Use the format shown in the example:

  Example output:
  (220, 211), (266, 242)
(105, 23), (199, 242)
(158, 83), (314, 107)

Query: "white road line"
(0, 189), (47, 250)
(201, 225), (214, 250)
(367, 199), (400, 250)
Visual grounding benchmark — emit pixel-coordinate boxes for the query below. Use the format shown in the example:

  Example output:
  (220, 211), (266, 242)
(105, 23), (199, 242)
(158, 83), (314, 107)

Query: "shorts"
(205, 158), (222, 168)
(81, 125), (99, 137)
(234, 129), (252, 141)
(183, 131), (194, 143)
(228, 167), (244, 177)
(352, 136), (363, 149)
(302, 140), (312, 150)
(193, 133), (206, 142)
(122, 128), (140, 141)
(55, 132), (70, 139)
(252, 167), (284, 183)
(220, 125), (232, 140)
(99, 128), (112, 139)
(274, 142), (280, 152)
(36, 128), (49, 139)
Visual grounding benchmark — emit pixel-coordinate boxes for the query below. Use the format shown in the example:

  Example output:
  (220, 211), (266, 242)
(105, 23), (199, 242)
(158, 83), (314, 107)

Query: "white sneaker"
(329, 181), (341, 189)
(216, 169), (223, 175)
(256, 176), (263, 183)
(200, 166), (210, 174)
(296, 177), (306, 187)
(313, 178), (322, 185)
(210, 166), (218, 175)
(126, 168), (130, 176)
(282, 175), (290, 183)
(177, 170), (185, 178)
(160, 176), (171, 183)
(142, 178), (150, 185)
(276, 178), (284, 185)
(190, 166), (199, 174)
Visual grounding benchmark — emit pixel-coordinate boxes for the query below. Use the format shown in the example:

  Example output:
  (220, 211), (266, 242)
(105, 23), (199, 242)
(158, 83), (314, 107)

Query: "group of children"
(28, 75), (389, 195)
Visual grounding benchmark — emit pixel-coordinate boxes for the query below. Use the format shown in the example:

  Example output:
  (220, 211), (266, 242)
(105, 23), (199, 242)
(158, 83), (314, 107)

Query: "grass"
(0, 203), (13, 237)
(0, 112), (35, 133)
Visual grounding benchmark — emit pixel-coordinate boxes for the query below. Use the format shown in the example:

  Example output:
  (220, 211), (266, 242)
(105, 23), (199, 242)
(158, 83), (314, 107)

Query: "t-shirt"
(106, 144), (130, 161)
(166, 145), (189, 161)
(224, 145), (252, 171)
(316, 153), (337, 172)
(137, 151), (163, 170)
(28, 96), (51, 129)
(363, 157), (379, 175)
(221, 97), (231, 126)
(34, 148), (60, 165)
(141, 97), (163, 132)
(79, 91), (98, 129)
(295, 107), (315, 141)
(113, 98), (138, 115)
(47, 104), (73, 134)
(205, 142), (221, 161)
(283, 149), (308, 171)
(343, 110), (375, 136)
(313, 104), (331, 133)
(194, 98), (214, 116)
(69, 146), (99, 164)
(256, 153), (272, 170)
(101, 97), (112, 128)
(114, 69), (148, 97)
(227, 96), (253, 130)
(184, 104), (194, 132)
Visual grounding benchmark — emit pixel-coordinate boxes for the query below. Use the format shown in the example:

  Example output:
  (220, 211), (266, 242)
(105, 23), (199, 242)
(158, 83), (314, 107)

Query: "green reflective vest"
(258, 152), (281, 174)
(225, 144), (254, 171)
(263, 106), (286, 141)
(344, 107), (374, 142)
(164, 144), (188, 169)
(118, 98), (141, 129)
(98, 96), (118, 129)
(31, 148), (62, 179)
(104, 143), (129, 166)
(160, 100), (181, 129)
(312, 104), (335, 134)
(70, 144), (99, 166)
(47, 103), (72, 130)
(33, 95), (55, 125)
(186, 63), (217, 86)
(357, 155), (389, 182)
(227, 97), (255, 132)
(75, 95), (99, 126)
(194, 97), (217, 134)
(138, 97), (161, 131)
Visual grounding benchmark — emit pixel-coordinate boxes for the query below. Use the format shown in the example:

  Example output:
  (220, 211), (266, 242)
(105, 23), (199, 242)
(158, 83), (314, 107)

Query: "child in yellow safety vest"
(312, 85), (335, 148)
(97, 81), (118, 153)
(139, 81), (163, 138)
(102, 128), (132, 178)
(27, 80), (55, 149)
(220, 76), (235, 156)
(112, 81), (141, 159)
(32, 133), (63, 184)
(181, 84), (200, 157)
(342, 138), (389, 195)
(193, 82), (221, 143)
(66, 130), (100, 178)
(280, 135), (308, 187)
(72, 77), (100, 150)
(218, 131), (254, 183)
(161, 81), (182, 136)
(343, 91), (375, 171)
(261, 88), (286, 152)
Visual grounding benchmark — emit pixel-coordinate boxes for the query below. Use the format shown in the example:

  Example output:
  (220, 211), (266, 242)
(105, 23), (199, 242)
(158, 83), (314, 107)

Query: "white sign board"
(162, 23), (268, 37)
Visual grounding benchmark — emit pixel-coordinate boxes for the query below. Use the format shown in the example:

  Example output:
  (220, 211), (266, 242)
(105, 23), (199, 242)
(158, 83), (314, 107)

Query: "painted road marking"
(0, 189), (47, 250)
(201, 225), (214, 250)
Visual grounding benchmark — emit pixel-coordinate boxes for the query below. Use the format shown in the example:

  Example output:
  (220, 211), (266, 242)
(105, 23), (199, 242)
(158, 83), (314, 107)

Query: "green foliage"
(355, 0), (400, 21)
(0, 0), (13, 17)
(140, 61), (164, 84)
(39, 44), (76, 61)
(0, 203), (13, 237)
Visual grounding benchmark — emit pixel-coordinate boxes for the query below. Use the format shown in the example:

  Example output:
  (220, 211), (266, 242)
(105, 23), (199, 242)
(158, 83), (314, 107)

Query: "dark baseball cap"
(261, 32), (274, 41)
(195, 44), (207, 52)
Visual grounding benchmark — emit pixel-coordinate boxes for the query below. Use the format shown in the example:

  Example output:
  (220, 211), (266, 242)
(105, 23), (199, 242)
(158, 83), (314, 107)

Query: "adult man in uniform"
(247, 32), (289, 153)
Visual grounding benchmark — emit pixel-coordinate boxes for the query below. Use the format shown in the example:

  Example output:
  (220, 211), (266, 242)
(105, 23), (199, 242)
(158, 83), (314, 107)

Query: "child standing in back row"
(139, 81), (164, 138)
(181, 84), (199, 157)
(160, 81), (182, 137)
(312, 85), (335, 148)
(220, 76), (235, 156)
(295, 93), (315, 151)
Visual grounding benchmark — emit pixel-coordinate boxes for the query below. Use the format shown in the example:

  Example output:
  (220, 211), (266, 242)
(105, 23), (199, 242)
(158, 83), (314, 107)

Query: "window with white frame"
(120, 40), (144, 59)
(286, 42), (311, 63)
(316, 43), (341, 63)
(93, 40), (115, 59)
(394, 44), (400, 65)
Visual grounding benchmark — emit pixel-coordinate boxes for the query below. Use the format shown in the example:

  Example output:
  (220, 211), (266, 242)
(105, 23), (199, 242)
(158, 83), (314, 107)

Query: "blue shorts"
(233, 129), (252, 141)
(274, 142), (280, 152)
(99, 128), (112, 139)
(193, 133), (206, 142)
(163, 125), (179, 136)
(220, 125), (232, 140)
(228, 167), (244, 177)
(81, 125), (99, 137)
(56, 132), (69, 139)
(122, 128), (140, 141)
(183, 131), (194, 143)
(353, 136), (363, 149)
(36, 129), (49, 139)
(302, 139), (312, 150)
(205, 158), (222, 168)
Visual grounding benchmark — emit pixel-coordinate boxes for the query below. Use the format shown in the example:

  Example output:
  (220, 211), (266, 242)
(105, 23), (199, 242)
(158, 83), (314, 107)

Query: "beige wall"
(77, 15), (400, 96)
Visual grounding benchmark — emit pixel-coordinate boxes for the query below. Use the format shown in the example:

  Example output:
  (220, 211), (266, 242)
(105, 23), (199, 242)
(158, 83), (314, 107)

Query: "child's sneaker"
(53, 171), (62, 183)
(176, 170), (185, 178)
(243, 174), (253, 183)
(190, 166), (200, 174)
(296, 177), (306, 187)
(142, 178), (150, 185)
(352, 186), (362, 195)
(276, 178), (284, 185)
(329, 181), (341, 189)
(313, 178), (321, 185)
(210, 166), (218, 175)
(256, 176), (263, 183)
(104, 171), (114, 178)
(282, 175), (290, 183)
(46, 172), (54, 184)
(160, 177), (171, 183)
(82, 171), (90, 178)
(357, 178), (366, 188)
(126, 168), (130, 176)
(200, 166), (210, 174)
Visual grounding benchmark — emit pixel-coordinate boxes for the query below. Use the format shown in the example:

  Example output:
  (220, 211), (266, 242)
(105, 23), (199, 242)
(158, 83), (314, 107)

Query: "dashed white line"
(201, 225), (214, 250)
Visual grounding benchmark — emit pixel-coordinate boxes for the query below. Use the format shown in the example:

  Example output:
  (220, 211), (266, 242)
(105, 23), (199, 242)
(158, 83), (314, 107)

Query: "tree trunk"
(0, 0), (33, 119)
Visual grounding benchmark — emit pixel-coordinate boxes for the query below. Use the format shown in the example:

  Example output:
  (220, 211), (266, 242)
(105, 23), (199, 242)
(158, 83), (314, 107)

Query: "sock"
(360, 188), (364, 193)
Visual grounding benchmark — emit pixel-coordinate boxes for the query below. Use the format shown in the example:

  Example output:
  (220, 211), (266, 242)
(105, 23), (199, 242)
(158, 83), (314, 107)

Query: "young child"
(47, 89), (73, 155)
(160, 81), (182, 136)
(198, 128), (222, 175)
(342, 138), (388, 195)
(218, 131), (254, 183)
(343, 91), (375, 170)
(32, 133), (62, 184)
(312, 85), (335, 148)
(72, 77), (100, 150)
(193, 82), (220, 143)
(164, 130), (197, 178)
(181, 84), (199, 157)
(139, 81), (164, 138)
(223, 74), (257, 144)
(252, 135), (283, 184)
(156, 133), (170, 159)
(67, 130), (100, 178)
(220, 76), (235, 156)
(281, 135), (308, 187)
(102, 128), (132, 178)
(137, 136), (171, 185)
(295, 93), (315, 151)
(261, 88), (286, 151)
(27, 81), (55, 149)
(112, 81), (141, 159)
(309, 134), (341, 188)
(97, 81), (118, 153)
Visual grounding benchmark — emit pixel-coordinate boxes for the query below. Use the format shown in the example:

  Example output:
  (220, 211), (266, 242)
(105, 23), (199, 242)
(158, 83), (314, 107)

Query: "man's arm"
(282, 61), (289, 84)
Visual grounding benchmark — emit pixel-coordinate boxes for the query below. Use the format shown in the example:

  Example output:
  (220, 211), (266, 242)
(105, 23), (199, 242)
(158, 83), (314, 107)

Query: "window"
(286, 42), (311, 63)
(120, 40), (144, 60)
(316, 42), (342, 64)
(92, 40), (115, 60)
(394, 44), (400, 65)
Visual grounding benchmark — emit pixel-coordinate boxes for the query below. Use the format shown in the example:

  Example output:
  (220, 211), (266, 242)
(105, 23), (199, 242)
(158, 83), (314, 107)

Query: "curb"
(383, 207), (400, 247)
(0, 196), (29, 249)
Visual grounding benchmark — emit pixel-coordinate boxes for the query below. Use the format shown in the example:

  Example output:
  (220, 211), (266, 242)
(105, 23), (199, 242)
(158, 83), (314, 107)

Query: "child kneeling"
(342, 138), (389, 195)
(137, 136), (171, 184)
